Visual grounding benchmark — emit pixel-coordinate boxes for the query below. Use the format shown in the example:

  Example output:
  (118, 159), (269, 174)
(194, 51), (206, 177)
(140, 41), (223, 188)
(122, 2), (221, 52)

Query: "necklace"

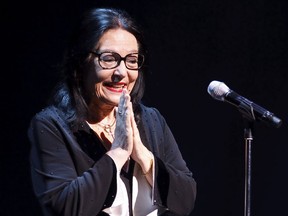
(97, 118), (116, 138)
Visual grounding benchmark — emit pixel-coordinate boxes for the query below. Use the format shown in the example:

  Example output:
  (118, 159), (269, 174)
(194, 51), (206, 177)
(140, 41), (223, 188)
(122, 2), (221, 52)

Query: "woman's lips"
(105, 83), (127, 93)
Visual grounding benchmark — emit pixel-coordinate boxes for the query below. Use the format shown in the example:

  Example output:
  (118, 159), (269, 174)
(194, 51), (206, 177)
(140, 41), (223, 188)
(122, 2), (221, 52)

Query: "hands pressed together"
(106, 89), (154, 181)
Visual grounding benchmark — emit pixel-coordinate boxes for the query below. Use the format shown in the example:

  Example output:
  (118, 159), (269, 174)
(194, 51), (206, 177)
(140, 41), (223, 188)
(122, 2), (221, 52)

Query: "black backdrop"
(2, 0), (288, 215)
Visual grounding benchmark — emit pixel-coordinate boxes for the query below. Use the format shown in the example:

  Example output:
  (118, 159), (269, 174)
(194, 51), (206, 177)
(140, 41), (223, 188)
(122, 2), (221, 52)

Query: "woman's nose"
(114, 60), (127, 76)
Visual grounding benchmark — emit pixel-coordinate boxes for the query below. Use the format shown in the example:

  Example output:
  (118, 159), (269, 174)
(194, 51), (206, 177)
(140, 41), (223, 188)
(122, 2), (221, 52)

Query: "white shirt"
(103, 159), (166, 215)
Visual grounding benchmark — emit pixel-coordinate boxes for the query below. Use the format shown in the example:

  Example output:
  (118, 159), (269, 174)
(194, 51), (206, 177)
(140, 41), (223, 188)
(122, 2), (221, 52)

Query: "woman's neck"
(87, 102), (116, 124)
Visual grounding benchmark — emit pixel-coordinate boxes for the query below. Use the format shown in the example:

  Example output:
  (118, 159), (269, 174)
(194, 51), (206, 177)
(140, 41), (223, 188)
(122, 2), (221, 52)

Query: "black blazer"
(28, 104), (196, 215)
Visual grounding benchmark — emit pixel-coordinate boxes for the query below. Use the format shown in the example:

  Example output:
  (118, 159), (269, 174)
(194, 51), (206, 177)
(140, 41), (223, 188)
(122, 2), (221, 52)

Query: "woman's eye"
(126, 57), (138, 64)
(102, 55), (116, 62)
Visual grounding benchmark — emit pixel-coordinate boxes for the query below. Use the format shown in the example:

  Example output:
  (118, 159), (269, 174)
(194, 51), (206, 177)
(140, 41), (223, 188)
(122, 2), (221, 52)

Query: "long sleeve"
(28, 107), (117, 216)
(139, 105), (197, 215)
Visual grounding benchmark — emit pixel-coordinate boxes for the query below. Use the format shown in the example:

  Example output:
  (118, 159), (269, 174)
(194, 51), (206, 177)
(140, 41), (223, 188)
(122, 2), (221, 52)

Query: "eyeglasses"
(90, 51), (145, 70)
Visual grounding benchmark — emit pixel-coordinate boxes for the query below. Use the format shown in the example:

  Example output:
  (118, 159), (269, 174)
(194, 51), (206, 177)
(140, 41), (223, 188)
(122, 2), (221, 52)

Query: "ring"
(118, 110), (123, 115)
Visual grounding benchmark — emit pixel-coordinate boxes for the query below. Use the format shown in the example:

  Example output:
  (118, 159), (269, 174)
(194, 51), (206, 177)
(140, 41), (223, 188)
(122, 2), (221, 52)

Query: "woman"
(28, 7), (196, 216)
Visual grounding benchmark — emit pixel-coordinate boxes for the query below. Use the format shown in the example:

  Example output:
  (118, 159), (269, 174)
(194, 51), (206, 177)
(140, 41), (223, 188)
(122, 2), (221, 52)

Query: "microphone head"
(207, 80), (230, 101)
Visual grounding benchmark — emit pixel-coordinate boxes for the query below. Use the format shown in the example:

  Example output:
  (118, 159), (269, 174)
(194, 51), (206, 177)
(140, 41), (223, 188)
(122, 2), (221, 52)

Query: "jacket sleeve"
(28, 112), (117, 216)
(141, 107), (197, 215)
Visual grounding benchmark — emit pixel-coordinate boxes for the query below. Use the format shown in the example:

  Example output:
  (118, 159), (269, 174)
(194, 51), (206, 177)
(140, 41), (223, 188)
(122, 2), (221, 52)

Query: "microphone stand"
(243, 120), (254, 216)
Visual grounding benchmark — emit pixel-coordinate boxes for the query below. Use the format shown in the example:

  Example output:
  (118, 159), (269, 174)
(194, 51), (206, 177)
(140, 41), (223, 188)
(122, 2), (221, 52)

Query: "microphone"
(207, 80), (282, 128)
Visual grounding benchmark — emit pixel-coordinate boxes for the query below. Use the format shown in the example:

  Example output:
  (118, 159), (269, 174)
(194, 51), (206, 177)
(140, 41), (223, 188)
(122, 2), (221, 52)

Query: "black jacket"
(28, 104), (196, 216)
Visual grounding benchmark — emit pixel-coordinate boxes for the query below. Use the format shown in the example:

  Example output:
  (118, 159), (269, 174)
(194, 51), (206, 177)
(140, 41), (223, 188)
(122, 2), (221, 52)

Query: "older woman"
(28, 7), (196, 216)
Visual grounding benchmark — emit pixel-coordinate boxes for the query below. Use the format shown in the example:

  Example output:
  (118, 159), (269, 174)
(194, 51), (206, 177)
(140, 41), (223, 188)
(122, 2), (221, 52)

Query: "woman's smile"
(104, 82), (127, 93)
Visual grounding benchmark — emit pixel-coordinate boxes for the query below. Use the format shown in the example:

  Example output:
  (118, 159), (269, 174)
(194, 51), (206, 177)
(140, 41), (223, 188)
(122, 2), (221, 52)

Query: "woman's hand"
(106, 89), (133, 170)
(107, 89), (154, 178)
(121, 90), (154, 178)
(129, 105), (154, 185)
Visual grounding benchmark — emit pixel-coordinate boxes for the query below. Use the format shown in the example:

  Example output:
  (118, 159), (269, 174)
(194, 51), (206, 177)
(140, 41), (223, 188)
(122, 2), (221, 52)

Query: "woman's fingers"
(113, 89), (133, 152)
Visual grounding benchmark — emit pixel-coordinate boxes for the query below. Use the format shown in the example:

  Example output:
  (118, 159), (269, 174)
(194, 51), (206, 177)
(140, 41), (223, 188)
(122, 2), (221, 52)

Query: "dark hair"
(50, 7), (147, 124)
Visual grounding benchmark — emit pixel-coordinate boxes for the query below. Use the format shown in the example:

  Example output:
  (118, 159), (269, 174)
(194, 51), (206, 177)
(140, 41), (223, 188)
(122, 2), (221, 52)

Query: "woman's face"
(84, 28), (139, 107)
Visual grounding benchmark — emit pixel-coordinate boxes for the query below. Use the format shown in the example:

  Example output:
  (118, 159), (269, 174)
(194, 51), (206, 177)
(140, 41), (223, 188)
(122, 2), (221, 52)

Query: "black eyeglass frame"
(90, 51), (145, 70)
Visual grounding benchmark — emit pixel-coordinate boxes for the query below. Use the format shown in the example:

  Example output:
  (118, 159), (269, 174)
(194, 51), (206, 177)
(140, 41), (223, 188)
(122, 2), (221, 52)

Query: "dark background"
(2, 0), (288, 215)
